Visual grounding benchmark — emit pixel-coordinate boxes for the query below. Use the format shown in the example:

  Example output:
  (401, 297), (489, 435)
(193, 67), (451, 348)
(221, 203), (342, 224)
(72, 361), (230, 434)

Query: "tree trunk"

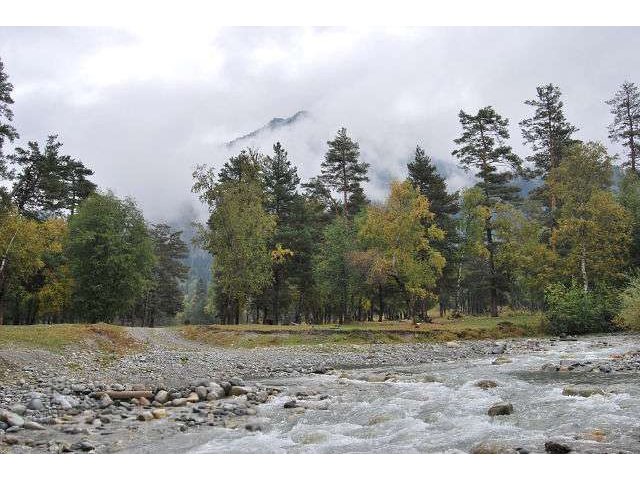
(486, 223), (499, 317)
(580, 243), (589, 293)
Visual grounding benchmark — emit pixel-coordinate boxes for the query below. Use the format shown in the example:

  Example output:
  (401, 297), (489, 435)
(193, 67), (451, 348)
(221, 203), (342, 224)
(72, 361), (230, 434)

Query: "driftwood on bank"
(102, 390), (154, 399)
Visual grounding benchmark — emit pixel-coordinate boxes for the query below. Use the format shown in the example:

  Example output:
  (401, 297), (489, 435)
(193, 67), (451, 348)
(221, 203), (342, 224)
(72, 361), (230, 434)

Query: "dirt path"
(125, 327), (209, 352)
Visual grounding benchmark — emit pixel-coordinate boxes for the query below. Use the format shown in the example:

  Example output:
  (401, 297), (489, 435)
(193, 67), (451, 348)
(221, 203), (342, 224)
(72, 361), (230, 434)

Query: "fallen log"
(102, 390), (154, 400)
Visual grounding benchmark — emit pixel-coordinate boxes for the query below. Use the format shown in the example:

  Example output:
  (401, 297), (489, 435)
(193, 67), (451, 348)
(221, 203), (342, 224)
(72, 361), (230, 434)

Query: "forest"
(2, 55), (640, 335)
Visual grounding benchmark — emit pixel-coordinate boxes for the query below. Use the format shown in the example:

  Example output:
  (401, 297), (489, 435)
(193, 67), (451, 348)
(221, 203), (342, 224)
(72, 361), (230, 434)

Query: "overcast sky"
(1, 27), (639, 221)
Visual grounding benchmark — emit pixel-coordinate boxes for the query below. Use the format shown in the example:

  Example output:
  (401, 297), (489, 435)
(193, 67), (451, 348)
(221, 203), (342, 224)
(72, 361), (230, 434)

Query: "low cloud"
(1, 26), (638, 222)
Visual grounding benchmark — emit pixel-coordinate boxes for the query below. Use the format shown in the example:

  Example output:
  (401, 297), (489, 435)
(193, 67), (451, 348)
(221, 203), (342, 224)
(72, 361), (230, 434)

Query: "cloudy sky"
(1, 27), (639, 221)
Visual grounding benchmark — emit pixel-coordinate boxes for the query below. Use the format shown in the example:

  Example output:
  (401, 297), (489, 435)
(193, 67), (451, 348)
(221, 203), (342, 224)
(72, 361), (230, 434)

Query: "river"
(191, 335), (640, 453)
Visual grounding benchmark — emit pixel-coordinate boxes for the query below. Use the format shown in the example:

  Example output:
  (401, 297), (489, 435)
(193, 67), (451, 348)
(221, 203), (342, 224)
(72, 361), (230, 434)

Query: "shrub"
(544, 283), (620, 335)
(616, 275), (640, 330)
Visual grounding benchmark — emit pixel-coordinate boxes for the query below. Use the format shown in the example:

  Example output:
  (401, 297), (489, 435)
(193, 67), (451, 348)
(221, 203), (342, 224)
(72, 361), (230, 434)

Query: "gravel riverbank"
(1, 329), (639, 453)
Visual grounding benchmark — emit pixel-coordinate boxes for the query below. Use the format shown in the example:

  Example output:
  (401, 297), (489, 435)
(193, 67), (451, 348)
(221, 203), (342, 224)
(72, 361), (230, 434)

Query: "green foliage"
(520, 83), (578, 176)
(606, 81), (640, 172)
(313, 216), (359, 322)
(453, 106), (522, 204)
(550, 143), (631, 290)
(320, 127), (370, 216)
(544, 283), (620, 335)
(67, 192), (155, 323)
(618, 171), (640, 268)
(355, 180), (445, 320)
(135, 223), (189, 326)
(617, 273), (640, 330)
(193, 151), (276, 324)
(8, 135), (96, 218)
(0, 57), (19, 170)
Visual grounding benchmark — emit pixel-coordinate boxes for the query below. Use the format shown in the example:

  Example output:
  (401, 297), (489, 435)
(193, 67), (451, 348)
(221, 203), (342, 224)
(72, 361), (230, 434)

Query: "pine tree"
(407, 145), (460, 317)
(263, 142), (299, 218)
(263, 142), (300, 324)
(142, 223), (189, 327)
(9, 135), (95, 218)
(606, 81), (640, 173)
(320, 127), (369, 217)
(520, 84), (578, 177)
(0, 57), (19, 207)
(453, 106), (522, 316)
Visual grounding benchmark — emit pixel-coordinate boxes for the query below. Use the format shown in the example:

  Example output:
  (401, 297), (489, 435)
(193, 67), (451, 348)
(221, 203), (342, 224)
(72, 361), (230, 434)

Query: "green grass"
(0, 323), (142, 354)
(180, 312), (546, 348)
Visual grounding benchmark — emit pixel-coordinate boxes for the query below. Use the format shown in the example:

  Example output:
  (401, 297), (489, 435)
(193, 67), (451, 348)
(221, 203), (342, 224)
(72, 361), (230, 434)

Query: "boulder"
(137, 411), (154, 421)
(27, 398), (44, 411)
(23, 421), (46, 430)
(206, 383), (225, 400)
(492, 356), (512, 365)
(487, 402), (513, 416)
(283, 400), (298, 409)
(229, 377), (245, 387)
(195, 386), (208, 401)
(152, 408), (167, 419)
(154, 390), (170, 403)
(171, 398), (188, 407)
(98, 394), (113, 408)
(474, 379), (498, 390)
(138, 397), (151, 407)
(545, 441), (571, 454)
(0, 410), (25, 428)
(229, 385), (252, 396)
(562, 385), (605, 398)
(185, 392), (199, 402)
(470, 443), (515, 454)
(9, 404), (27, 415)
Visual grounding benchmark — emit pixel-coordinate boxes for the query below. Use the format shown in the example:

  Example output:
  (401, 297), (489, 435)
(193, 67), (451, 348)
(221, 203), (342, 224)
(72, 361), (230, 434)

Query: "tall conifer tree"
(320, 127), (369, 217)
(606, 81), (640, 173)
(453, 106), (522, 316)
(407, 146), (459, 317)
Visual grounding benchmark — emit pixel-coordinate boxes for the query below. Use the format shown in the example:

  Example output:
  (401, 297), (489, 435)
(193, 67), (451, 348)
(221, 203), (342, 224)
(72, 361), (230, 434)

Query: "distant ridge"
(226, 110), (310, 148)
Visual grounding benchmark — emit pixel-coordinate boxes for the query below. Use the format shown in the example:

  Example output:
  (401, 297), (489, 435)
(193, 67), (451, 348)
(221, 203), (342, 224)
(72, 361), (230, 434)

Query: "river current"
(192, 336), (640, 453)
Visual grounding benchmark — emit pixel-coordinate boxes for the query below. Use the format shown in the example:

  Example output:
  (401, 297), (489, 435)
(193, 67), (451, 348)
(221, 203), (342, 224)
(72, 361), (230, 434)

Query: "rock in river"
(562, 385), (605, 398)
(474, 379), (498, 390)
(488, 402), (513, 416)
(492, 356), (512, 365)
(545, 441), (571, 454)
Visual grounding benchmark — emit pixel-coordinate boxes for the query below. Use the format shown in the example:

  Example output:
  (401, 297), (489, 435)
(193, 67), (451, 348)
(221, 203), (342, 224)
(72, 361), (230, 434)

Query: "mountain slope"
(226, 110), (310, 148)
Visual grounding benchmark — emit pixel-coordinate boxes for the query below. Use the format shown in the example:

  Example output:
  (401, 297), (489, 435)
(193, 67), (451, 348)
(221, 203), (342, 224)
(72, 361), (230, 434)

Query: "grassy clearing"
(0, 323), (142, 354)
(180, 312), (545, 348)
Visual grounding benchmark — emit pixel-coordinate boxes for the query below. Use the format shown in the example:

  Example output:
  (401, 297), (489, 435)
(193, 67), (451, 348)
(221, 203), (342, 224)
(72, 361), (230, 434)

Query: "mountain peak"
(226, 110), (310, 148)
